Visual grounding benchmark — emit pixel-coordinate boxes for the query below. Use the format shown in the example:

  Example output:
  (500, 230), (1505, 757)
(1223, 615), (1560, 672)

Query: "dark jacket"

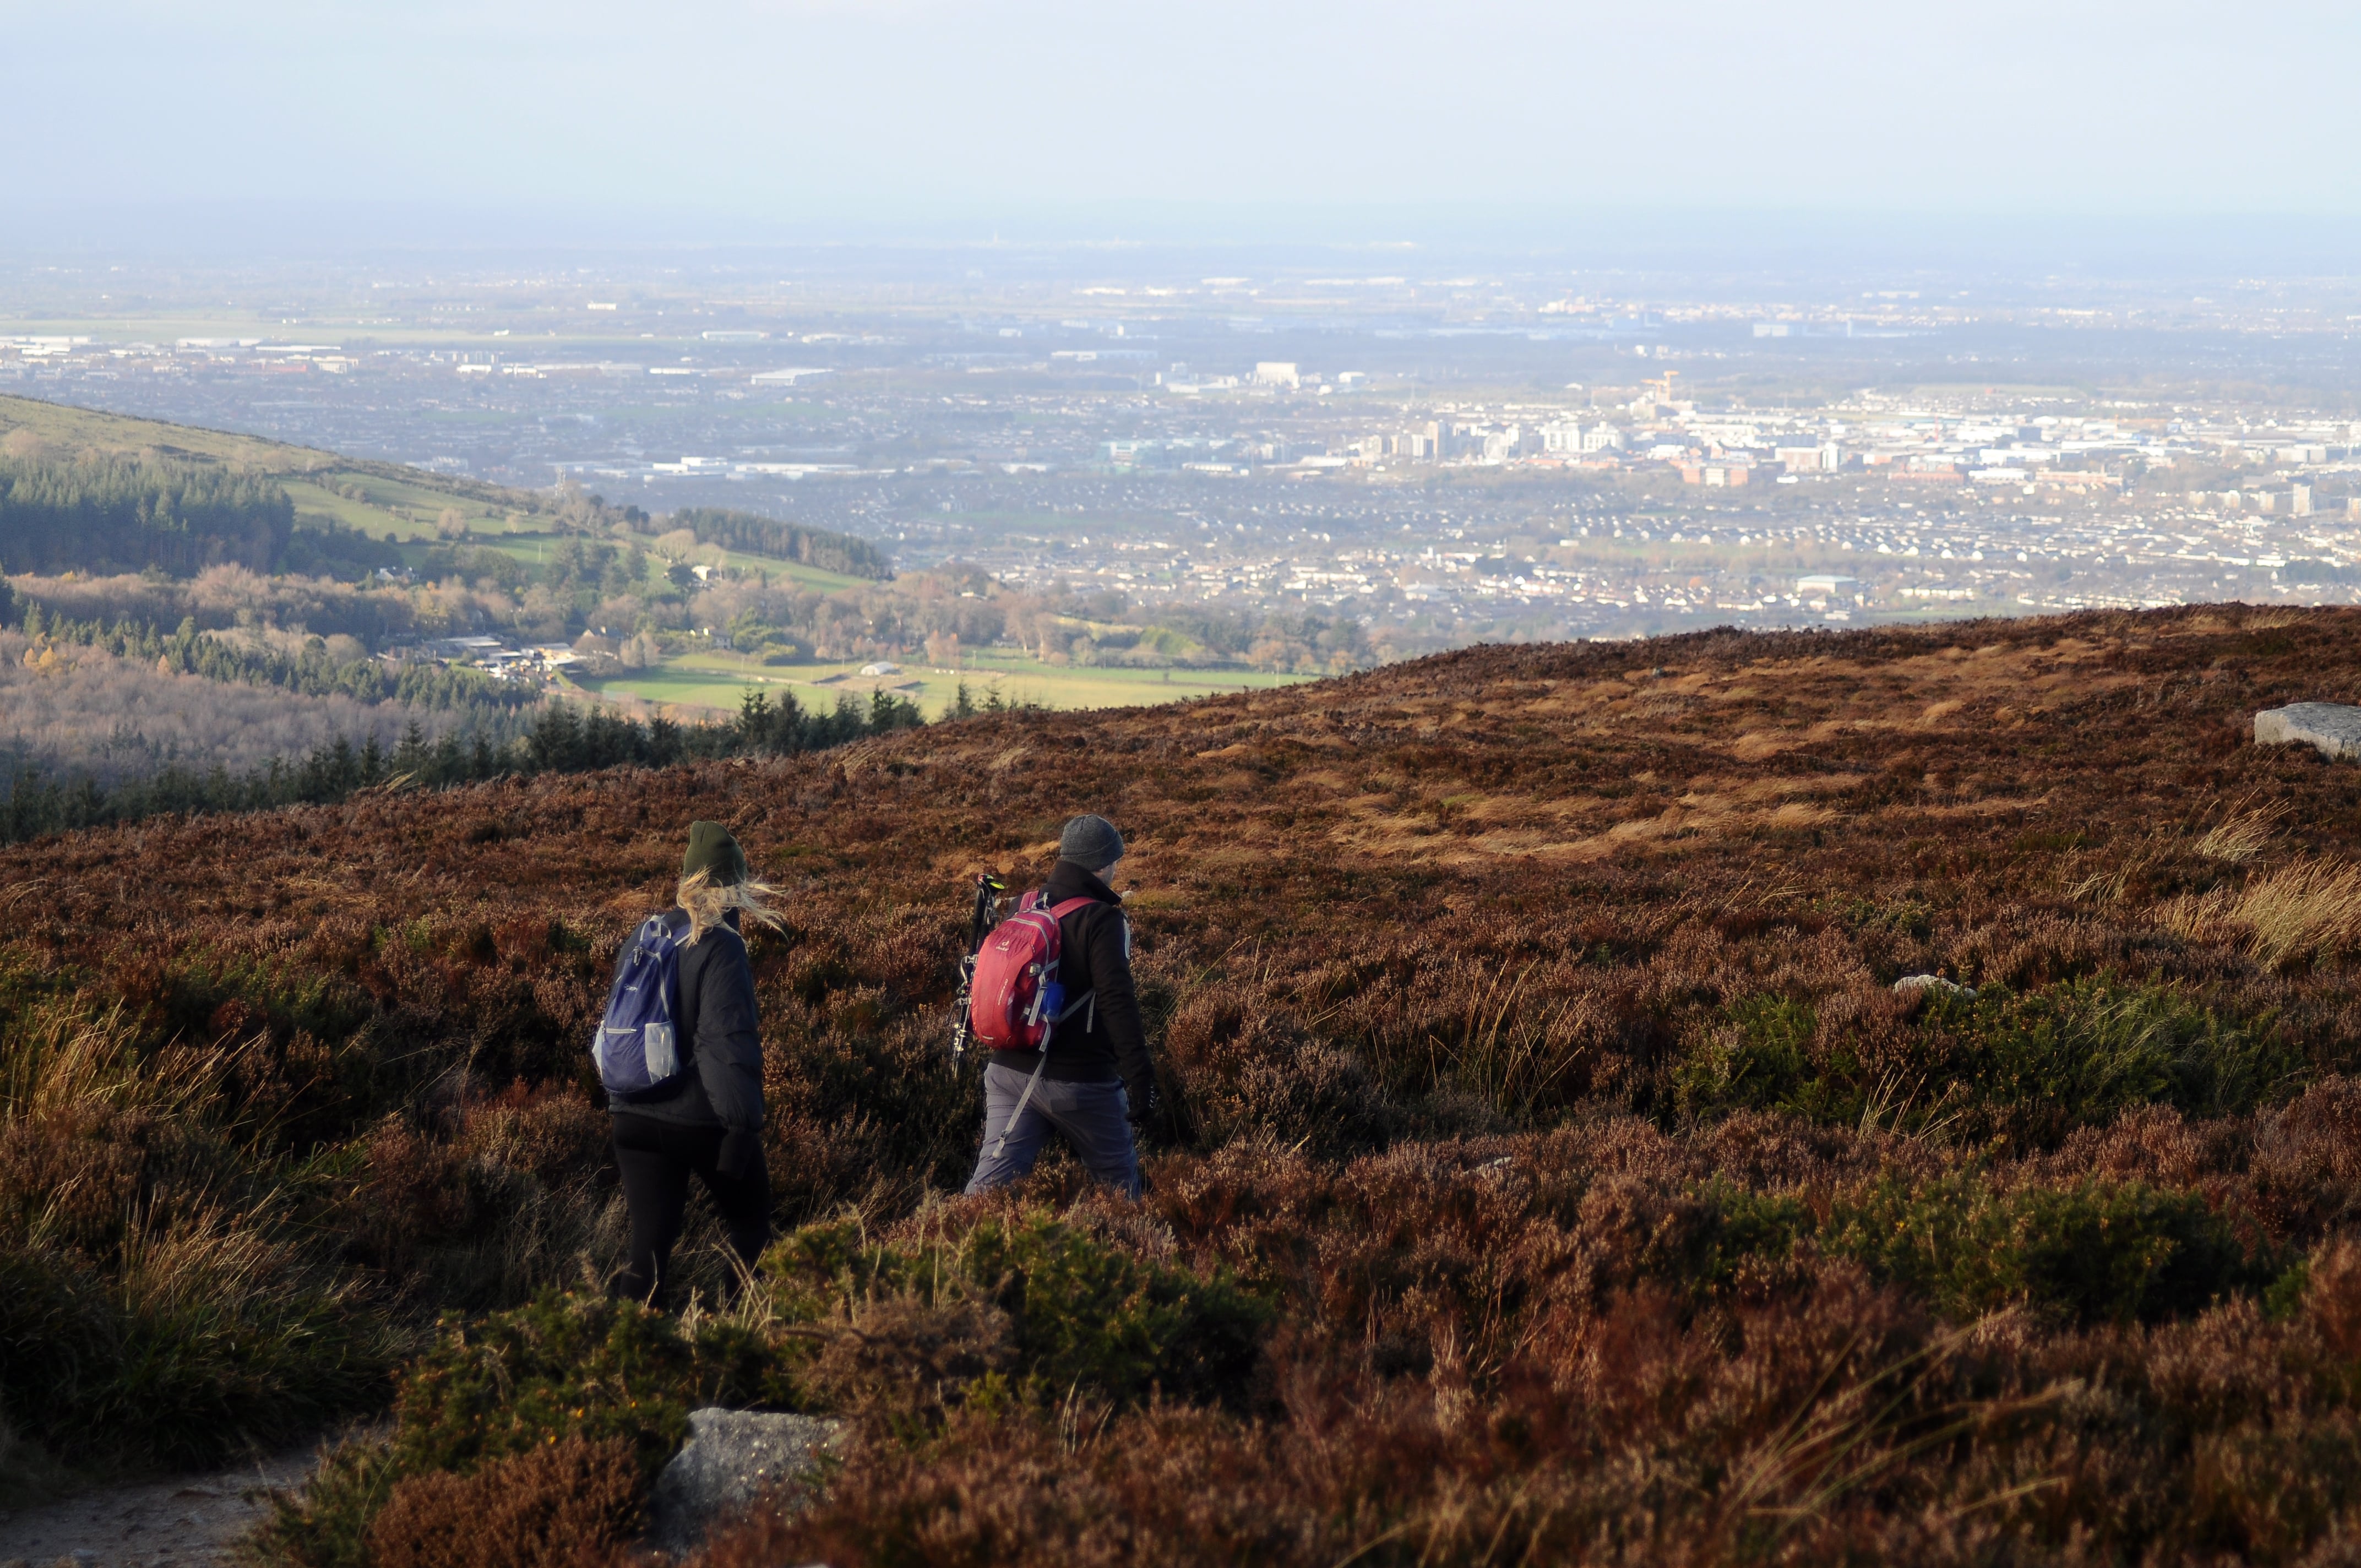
(1031, 859), (1151, 1093)
(608, 908), (764, 1131)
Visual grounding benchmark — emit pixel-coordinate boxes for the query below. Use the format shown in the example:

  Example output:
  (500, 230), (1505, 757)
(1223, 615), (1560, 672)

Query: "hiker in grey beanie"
(1059, 813), (1125, 872)
(966, 813), (1159, 1198)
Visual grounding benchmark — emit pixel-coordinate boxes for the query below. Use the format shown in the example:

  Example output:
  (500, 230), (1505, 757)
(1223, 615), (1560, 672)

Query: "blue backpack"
(595, 914), (686, 1096)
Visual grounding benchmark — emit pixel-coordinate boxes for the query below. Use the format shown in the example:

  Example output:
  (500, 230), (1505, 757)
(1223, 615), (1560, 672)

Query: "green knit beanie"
(682, 821), (748, 886)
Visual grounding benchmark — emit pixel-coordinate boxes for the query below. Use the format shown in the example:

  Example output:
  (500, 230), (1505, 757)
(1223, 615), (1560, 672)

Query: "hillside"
(0, 396), (1332, 739)
(0, 392), (885, 585)
(9, 604), (2361, 1563)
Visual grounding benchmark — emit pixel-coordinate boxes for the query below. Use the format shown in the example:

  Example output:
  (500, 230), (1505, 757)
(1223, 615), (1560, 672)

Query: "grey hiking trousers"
(965, 1059), (1140, 1199)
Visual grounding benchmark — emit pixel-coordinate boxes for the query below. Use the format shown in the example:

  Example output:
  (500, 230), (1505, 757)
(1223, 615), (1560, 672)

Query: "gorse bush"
(1925, 977), (2300, 1130)
(1816, 1173), (2275, 1325)
(365, 1435), (643, 1568)
(764, 1208), (1269, 1411)
(1673, 977), (2299, 1144)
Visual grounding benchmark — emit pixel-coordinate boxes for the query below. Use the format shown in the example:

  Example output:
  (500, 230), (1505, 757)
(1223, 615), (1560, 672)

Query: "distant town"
(9, 255), (2361, 651)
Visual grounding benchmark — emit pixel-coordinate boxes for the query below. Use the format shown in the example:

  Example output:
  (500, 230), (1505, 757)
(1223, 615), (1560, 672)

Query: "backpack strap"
(987, 1047), (1052, 1161)
(1041, 896), (1105, 1024)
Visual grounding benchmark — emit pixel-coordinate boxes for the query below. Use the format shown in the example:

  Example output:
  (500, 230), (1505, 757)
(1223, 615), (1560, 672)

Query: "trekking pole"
(946, 872), (1005, 1072)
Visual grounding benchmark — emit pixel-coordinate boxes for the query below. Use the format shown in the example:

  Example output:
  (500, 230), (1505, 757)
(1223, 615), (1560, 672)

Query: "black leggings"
(610, 1114), (772, 1307)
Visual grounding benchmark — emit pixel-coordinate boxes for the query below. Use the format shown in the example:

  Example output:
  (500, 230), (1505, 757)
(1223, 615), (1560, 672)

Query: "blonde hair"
(677, 868), (786, 945)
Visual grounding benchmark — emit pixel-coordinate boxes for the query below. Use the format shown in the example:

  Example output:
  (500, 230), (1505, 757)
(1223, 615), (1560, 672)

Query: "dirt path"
(0, 1442), (319, 1568)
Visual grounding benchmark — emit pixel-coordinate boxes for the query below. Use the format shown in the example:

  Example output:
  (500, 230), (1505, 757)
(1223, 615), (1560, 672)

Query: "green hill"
(0, 395), (883, 590)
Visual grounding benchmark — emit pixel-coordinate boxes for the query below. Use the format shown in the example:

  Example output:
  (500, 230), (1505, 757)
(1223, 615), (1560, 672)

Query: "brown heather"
(365, 1435), (640, 1568)
(9, 603), (2361, 1561)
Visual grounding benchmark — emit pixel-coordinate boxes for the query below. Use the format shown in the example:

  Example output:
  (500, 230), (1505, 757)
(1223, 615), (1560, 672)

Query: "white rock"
(2255, 703), (2361, 761)
(645, 1408), (841, 1555)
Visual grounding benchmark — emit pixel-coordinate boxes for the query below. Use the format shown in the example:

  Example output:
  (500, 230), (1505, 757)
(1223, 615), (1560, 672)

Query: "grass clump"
(765, 1208), (1270, 1411)
(0, 1225), (395, 1471)
(2233, 859), (2361, 970)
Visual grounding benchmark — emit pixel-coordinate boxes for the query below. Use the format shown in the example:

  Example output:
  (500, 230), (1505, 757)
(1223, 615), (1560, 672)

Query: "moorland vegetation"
(7, 603), (2361, 1564)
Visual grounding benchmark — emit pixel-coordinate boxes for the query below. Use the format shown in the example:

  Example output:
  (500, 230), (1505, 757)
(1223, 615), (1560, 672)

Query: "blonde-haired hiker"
(602, 820), (781, 1306)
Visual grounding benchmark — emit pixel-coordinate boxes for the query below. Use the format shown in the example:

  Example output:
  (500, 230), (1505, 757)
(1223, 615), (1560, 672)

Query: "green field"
(573, 647), (1313, 717)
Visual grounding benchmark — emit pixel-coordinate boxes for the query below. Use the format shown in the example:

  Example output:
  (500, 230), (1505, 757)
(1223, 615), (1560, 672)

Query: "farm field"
(12, 603), (2361, 1564)
(574, 646), (1314, 715)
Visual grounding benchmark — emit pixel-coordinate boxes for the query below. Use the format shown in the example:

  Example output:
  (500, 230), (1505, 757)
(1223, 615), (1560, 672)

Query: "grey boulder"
(2255, 703), (2361, 761)
(645, 1408), (841, 1555)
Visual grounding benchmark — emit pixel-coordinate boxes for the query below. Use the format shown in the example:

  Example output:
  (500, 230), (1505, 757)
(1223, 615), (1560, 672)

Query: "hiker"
(603, 821), (779, 1306)
(965, 813), (1157, 1199)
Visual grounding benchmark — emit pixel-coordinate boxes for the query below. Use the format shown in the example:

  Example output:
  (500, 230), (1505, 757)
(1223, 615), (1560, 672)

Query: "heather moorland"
(8, 603), (2361, 1565)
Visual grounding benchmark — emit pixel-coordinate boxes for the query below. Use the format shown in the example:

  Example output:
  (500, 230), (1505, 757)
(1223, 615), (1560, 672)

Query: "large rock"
(2255, 703), (2361, 761)
(645, 1408), (841, 1555)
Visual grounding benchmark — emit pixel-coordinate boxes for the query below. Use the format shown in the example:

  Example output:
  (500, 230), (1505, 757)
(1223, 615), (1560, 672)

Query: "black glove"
(1126, 1077), (1161, 1131)
(717, 1126), (765, 1182)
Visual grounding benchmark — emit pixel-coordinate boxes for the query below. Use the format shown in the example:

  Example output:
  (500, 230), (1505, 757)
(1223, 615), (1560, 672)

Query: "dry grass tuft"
(2233, 858), (2361, 969)
(2196, 797), (2293, 863)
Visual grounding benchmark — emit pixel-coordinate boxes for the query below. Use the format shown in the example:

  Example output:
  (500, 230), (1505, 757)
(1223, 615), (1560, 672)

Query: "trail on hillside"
(0, 1443), (318, 1568)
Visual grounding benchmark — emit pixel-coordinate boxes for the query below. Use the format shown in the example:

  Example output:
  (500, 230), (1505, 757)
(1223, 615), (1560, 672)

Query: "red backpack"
(967, 890), (1100, 1158)
(968, 892), (1097, 1050)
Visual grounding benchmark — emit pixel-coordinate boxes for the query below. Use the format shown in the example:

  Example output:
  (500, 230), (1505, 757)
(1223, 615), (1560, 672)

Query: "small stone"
(644, 1408), (841, 1555)
(2255, 703), (2361, 761)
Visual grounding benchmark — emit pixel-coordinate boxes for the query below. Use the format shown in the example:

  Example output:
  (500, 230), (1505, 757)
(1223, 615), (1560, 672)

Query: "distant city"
(10, 252), (2361, 655)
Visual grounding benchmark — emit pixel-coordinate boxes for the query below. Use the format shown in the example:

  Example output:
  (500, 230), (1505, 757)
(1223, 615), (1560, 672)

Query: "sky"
(6, 1), (2359, 246)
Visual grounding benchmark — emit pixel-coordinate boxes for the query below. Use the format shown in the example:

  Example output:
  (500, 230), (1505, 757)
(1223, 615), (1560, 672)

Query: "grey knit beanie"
(1058, 814), (1125, 872)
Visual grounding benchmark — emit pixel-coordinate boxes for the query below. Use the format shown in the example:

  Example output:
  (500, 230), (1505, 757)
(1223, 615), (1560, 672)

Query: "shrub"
(1928, 978), (2300, 1131)
(765, 1209), (1270, 1409)
(1673, 996), (1824, 1120)
(1820, 1172), (2268, 1325)
(1675, 981), (2299, 1146)
(365, 1435), (641, 1568)
(389, 1291), (797, 1483)
(256, 1292), (801, 1568)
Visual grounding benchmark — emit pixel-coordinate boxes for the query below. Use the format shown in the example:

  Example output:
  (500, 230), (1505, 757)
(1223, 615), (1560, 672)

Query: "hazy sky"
(7, 1), (2358, 236)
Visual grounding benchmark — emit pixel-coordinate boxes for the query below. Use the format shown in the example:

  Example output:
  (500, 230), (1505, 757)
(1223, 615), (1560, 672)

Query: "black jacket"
(1031, 859), (1152, 1092)
(607, 908), (764, 1131)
